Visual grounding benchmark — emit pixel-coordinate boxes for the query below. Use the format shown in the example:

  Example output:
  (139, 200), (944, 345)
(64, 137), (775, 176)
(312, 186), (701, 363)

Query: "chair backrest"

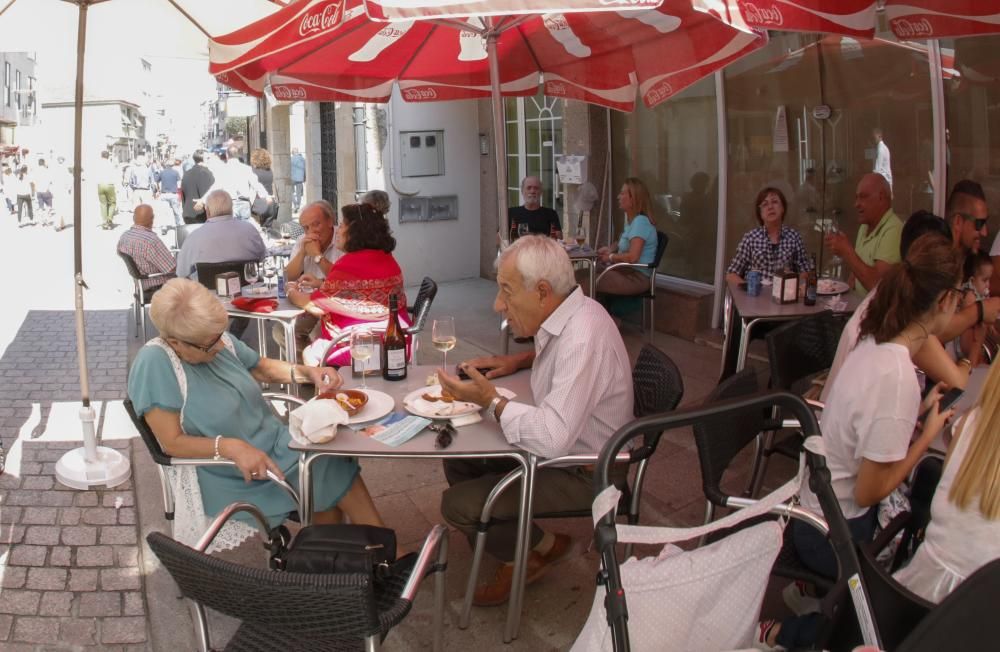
(633, 344), (684, 418)
(766, 310), (850, 392)
(827, 543), (933, 651)
(123, 398), (171, 466)
(118, 250), (146, 281)
(896, 558), (1000, 652)
(892, 455), (944, 571)
(408, 277), (438, 335)
(649, 231), (669, 269)
(146, 532), (385, 643)
(692, 369), (769, 506)
(194, 260), (257, 290)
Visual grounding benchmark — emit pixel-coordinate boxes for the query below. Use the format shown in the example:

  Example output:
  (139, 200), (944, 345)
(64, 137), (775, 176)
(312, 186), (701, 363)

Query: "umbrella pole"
(488, 29), (508, 246)
(56, 0), (131, 491)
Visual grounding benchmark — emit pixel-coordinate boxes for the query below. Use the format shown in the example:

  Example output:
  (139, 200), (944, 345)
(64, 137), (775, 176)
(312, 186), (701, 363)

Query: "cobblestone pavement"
(0, 309), (147, 650)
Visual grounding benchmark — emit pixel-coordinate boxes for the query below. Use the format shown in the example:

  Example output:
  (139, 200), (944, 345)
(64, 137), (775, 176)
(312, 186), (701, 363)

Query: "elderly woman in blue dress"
(127, 278), (382, 527)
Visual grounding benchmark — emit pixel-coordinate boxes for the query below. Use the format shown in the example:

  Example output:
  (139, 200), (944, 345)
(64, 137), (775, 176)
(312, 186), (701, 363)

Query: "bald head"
(133, 204), (154, 228)
(854, 173), (892, 227)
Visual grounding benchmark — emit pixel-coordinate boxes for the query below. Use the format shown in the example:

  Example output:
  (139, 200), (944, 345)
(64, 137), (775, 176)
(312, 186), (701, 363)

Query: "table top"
(288, 365), (535, 457)
(727, 278), (862, 321)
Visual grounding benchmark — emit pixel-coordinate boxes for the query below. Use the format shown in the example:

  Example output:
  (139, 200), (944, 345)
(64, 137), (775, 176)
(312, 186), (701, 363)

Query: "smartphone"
(456, 365), (492, 380)
(919, 387), (964, 421)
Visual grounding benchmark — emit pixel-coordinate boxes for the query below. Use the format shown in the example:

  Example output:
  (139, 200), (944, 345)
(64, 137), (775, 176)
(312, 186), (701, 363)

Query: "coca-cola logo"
(402, 87), (437, 101)
(546, 81), (568, 96)
(543, 15), (569, 31)
(891, 17), (933, 38)
(739, 2), (784, 26)
(377, 26), (406, 39)
(217, 73), (229, 83)
(299, 1), (344, 37)
(644, 80), (674, 104)
(272, 85), (307, 100)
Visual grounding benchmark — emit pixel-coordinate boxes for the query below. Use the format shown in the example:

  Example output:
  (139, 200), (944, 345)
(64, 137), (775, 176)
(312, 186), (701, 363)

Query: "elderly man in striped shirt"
(438, 235), (634, 606)
(117, 204), (176, 297)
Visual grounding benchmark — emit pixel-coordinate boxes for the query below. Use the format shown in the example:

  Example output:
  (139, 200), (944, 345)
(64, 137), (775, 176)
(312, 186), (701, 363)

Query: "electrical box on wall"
(398, 196), (458, 223)
(400, 130), (445, 177)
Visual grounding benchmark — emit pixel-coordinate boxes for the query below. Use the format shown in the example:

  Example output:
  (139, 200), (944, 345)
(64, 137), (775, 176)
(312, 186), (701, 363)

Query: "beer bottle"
(804, 254), (818, 306)
(382, 293), (407, 381)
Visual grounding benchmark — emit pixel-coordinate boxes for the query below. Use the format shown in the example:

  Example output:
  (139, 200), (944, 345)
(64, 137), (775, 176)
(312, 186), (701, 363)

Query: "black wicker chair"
(458, 344), (684, 627)
(124, 395), (302, 521)
(749, 311), (850, 495)
(118, 251), (173, 340)
(147, 502), (449, 651)
(693, 369), (837, 594)
(194, 260), (259, 290)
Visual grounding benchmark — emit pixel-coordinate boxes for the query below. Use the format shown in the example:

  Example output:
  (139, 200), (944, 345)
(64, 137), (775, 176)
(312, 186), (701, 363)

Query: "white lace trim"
(148, 336), (259, 553)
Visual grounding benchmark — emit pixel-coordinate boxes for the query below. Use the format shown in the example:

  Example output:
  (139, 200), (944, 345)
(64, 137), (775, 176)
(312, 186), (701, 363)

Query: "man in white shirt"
(197, 145), (269, 221)
(438, 235), (633, 606)
(277, 200), (341, 358)
(873, 127), (892, 190)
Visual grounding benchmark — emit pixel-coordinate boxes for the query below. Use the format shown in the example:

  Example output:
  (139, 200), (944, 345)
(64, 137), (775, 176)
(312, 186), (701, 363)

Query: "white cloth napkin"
(289, 399), (349, 445)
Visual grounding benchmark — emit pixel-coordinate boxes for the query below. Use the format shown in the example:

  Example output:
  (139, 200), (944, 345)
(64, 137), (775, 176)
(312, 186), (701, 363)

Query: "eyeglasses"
(178, 331), (225, 354)
(956, 212), (988, 232)
(428, 422), (457, 449)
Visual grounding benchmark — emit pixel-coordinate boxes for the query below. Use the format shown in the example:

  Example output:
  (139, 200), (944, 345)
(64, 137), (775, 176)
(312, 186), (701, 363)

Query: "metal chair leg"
(157, 465), (175, 520)
(433, 535), (448, 652)
(459, 529), (489, 629)
(646, 296), (654, 342)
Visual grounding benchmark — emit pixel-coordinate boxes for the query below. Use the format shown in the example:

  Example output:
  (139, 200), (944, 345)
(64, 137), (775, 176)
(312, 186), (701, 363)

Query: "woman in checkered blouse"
(725, 186), (813, 284)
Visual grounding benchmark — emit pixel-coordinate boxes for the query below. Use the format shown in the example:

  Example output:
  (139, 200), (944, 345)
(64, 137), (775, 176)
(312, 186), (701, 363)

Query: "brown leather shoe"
(472, 535), (575, 607)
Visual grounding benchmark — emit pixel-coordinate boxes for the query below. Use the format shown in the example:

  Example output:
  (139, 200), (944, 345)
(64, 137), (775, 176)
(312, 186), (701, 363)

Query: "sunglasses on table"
(956, 212), (988, 231)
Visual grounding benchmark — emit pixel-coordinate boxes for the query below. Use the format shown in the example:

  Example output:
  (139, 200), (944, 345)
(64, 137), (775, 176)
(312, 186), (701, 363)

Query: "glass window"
(14, 70), (20, 110)
(4, 63), (9, 107)
(611, 75), (719, 284)
(723, 30), (933, 279)
(503, 91), (563, 213)
(942, 35), (1000, 241)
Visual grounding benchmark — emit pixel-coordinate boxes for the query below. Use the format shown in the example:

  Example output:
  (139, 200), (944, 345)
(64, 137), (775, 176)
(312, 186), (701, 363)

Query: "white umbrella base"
(55, 446), (131, 490)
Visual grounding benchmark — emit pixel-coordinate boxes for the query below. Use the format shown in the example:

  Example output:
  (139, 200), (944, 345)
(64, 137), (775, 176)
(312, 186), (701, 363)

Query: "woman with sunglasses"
(289, 202), (410, 367)
(127, 278), (383, 530)
(758, 233), (963, 650)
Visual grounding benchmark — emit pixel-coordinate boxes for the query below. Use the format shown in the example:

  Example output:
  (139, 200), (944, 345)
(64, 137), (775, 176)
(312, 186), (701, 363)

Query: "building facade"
(0, 52), (37, 146)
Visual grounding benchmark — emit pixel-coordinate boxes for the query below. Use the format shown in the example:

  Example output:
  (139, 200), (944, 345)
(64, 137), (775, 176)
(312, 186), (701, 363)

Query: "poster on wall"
(773, 105), (789, 153)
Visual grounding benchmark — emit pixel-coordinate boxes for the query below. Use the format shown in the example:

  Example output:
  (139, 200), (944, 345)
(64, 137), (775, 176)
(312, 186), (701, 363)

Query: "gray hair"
(149, 278), (228, 342)
(305, 199), (336, 223)
(498, 235), (575, 297)
(360, 189), (391, 216)
(205, 189), (233, 218)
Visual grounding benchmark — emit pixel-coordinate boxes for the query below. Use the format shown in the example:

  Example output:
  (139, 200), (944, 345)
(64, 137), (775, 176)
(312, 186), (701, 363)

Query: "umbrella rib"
(163, 0), (212, 37)
(0, 0), (19, 18)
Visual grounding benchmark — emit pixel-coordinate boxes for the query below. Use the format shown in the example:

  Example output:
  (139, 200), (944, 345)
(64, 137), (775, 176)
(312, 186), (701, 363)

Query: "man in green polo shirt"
(826, 173), (901, 297)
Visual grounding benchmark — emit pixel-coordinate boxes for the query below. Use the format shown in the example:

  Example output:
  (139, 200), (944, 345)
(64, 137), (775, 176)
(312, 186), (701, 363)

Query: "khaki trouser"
(576, 266), (650, 297)
(441, 458), (626, 562)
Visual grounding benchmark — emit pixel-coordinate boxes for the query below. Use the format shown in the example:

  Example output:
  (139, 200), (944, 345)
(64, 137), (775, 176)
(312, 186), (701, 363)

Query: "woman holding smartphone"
(758, 233), (964, 650)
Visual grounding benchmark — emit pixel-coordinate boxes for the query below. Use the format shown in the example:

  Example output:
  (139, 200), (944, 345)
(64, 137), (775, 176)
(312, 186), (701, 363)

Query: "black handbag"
(271, 524), (397, 578)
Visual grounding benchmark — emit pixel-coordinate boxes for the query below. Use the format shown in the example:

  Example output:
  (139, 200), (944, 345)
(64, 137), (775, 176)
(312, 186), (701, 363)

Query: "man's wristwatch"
(486, 395), (503, 422)
(312, 254), (323, 265)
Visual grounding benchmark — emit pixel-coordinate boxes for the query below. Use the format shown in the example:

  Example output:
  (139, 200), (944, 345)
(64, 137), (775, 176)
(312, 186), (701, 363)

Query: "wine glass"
(262, 259), (278, 289)
(574, 226), (587, 248)
(243, 262), (259, 291)
(517, 223), (530, 239)
(432, 317), (457, 372)
(350, 329), (374, 390)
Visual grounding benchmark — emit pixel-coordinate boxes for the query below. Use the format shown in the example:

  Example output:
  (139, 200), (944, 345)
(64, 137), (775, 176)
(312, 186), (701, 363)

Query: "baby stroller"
(575, 391), (879, 652)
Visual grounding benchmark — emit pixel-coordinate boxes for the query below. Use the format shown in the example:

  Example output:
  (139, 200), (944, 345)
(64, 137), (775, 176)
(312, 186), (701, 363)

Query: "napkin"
(289, 399), (349, 445)
(231, 297), (278, 313)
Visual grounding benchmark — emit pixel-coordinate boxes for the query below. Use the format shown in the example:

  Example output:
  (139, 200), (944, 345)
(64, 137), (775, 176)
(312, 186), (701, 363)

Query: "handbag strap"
(591, 436), (823, 546)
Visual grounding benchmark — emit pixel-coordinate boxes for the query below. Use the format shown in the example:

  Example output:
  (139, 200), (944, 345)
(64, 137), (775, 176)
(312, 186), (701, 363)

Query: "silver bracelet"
(486, 395), (503, 421)
(213, 435), (223, 461)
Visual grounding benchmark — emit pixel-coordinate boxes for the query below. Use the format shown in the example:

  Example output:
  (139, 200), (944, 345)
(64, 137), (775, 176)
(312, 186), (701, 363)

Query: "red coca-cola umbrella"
(737, 0), (1000, 40)
(209, 0), (763, 237)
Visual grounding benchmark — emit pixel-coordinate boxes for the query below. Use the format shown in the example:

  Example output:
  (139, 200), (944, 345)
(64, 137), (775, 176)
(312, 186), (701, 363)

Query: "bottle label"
(385, 348), (406, 377)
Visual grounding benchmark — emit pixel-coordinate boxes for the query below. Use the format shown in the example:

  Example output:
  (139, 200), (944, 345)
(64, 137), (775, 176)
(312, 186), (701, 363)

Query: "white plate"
(316, 389), (394, 424)
(817, 279), (850, 295)
(402, 385), (482, 419)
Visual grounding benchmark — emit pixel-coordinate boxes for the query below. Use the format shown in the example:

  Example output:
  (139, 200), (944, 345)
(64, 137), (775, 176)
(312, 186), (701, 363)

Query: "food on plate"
(817, 279), (848, 294)
(421, 392), (454, 403)
(318, 388), (368, 416)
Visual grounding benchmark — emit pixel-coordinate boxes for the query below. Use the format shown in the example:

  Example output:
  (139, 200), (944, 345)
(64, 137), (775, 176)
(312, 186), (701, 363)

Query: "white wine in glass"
(431, 316), (457, 371)
(350, 329), (374, 390)
(574, 226), (587, 247)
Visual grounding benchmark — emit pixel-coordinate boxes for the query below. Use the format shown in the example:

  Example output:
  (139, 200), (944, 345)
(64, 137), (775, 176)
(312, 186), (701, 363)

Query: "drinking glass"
(243, 262), (259, 290)
(262, 259), (278, 289)
(517, 223), (530, 239)
(432, 316), (457, 371)
(824, 215), (843, 275)
(350, 329), (374, 390)
(574, 226), (587, 248)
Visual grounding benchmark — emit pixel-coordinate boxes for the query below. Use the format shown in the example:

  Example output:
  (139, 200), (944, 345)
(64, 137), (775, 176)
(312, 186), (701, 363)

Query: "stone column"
(267, 103), (292, 223)
(304, 102), (324, 206)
